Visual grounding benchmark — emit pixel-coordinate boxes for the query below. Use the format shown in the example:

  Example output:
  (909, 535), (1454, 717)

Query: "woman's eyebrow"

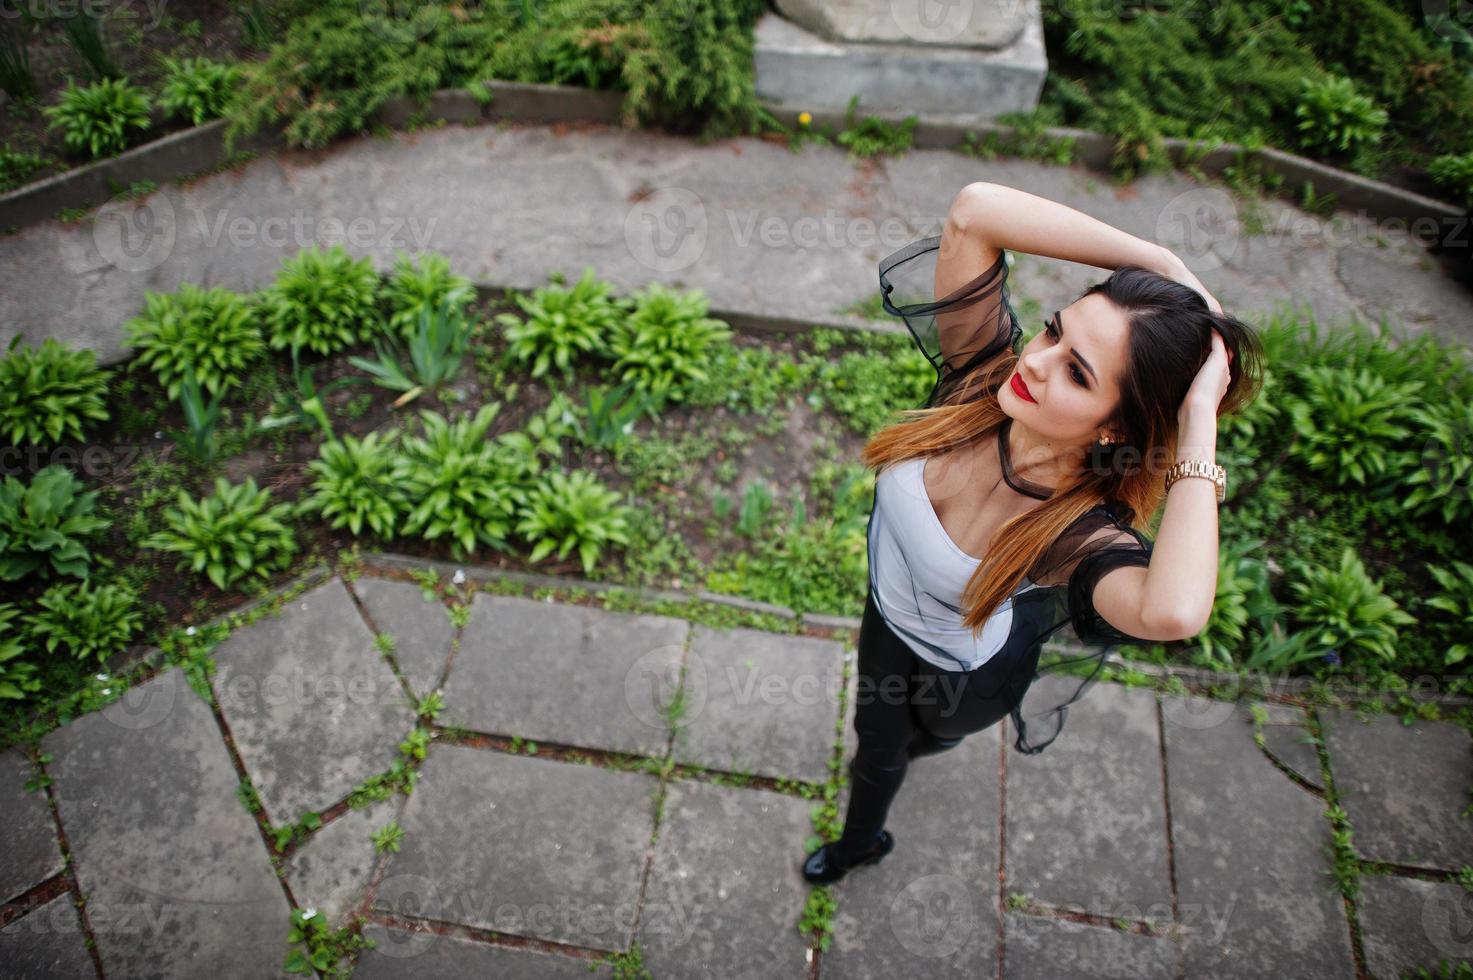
(1056, 311), (1098, 384)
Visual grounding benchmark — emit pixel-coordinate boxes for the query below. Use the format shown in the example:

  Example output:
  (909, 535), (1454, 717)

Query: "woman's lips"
(1010, 373), (1036, 403)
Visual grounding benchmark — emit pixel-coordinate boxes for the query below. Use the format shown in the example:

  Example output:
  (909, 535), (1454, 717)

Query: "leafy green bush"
(0, 146), (50, 192)
(261, 245), (382, 355)
(157, 55), (242, 125)
(393, 404), (521, 559)
(1428, 152), (1473, 210)
(1192, 537), (1277, 672)
(348, 297), (472, 405)
(574, 380), (663, 451)
(0, 336), (111, 447)
(24, 580), (142, 662)
(383, 251), (475, 339)
(515, 469), (633, 575)
(809, 342), (934, 435)
(1285, 365), (1421, 488)
(144, 476), (299, 590)
(1426, 559), (1473, 669)
(1293, 74), (1388, 159)
(1401, 399), (1473, 527)
(42, 76), (152, 159)
(0, 464), (110, 580)
(1287, 546), (1415, 665)
(0, 603), (41, 701)
(169, 369), (224, 465)
(495, 268), (630, 380)
(125, 283), (266, 398)
(683, 342), (812, 415)
(300, 430), (404, 538)
(605, 282), (733, 402)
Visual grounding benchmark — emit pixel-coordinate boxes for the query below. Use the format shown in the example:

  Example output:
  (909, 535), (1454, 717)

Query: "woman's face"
(999, 293), (1130, 451)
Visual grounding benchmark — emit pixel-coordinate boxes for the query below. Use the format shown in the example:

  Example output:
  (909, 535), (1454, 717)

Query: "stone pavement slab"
(671, 622), (845, 783)
(822, 726), (1000, 978)
(1255, 703), (1323, 791)
(213, 577), (420, 823)
(0, 891), (96, 980)
(1321, 710), (1473, 869)
(40, 667), (294, 980)
(351, 922), (615, 978)
(0, 747), (62, 904)
(376, 743), (658, 952)
(635, 778), (813, 978)
(285, 795), (407, 932)
(1006, 676), (1171, 916)
(349, 576), (457, 700)
(1002, 912), (1179, 979)
(443, 593), (687, 758)
(1358, 874), (1473, 979)
(1164, 697), (1354, 979)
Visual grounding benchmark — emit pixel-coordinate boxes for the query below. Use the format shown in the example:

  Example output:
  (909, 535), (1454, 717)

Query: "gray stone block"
(352, 922), (614, 978)
(0, 748), (62, 904)
(285, 796), (406, 931)
(1255, 703), (1323, 790)
(822, 726), (1001, 977)
(443, 593), (688, 757)
(0, 891), (97, 980)
(671, 622), (846, 783)
(41, 667), (293, 980)
(1003, 912), (1180, 979)
(773, 0), (1029, 48)
(212, 577), (420, 823)
(1359, 874), (1473, 980)
(1007, 676), (1171, 916)
(636, 779), (814, 978)
(377, 744), (657, 952)
(1321, 711), (1473, 869)
(349, 576), (457, 700)
(754, 10), (1047, 120)
(1163, 697), (1354, 979)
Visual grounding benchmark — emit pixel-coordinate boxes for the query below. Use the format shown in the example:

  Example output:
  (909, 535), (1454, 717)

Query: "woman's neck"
(1004, 416), (1090, 491)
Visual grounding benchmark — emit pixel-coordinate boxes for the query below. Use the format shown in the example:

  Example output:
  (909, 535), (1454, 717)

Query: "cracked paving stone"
(0, 747), (62, 904)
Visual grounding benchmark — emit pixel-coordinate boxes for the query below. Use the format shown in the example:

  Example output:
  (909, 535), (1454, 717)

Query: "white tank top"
(866, 455), (1043, 671)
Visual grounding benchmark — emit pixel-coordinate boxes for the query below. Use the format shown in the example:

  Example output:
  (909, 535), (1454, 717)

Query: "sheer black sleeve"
(1029, 502), (1157, 647)
(878, 234), (1022, 409)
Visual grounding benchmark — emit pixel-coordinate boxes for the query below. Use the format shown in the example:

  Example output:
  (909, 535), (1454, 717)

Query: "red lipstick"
(1010, 373), (1036, 403)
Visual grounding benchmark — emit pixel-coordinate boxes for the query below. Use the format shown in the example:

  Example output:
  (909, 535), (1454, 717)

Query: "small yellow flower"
(797, 111), (812, 127)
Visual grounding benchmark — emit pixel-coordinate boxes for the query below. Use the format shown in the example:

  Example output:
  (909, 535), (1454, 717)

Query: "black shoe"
(906, 732), (964, 760)
(802, 830), (895, 885)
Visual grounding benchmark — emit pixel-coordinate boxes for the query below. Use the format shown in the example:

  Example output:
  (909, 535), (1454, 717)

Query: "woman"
(802, 182), (1263, 885)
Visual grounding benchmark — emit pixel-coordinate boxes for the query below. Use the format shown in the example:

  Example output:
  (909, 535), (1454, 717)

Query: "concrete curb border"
(2, 79), (1464, 239)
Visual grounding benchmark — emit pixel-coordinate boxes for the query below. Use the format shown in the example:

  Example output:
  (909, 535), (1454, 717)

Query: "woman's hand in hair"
(1181, 329), (1234, 421)
(1156, 249), (1223, 315)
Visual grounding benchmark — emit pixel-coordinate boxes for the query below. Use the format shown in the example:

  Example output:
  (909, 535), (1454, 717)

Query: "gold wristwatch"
(1165, 458), (1226, 503)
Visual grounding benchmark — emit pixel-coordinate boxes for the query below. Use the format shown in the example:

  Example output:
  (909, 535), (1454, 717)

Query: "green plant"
(258, 347), (355, 438)
(347, 297), (473, 406)
(515, 469), (633, 575)
(393, 403), (521, 559)
(57, 8), (118, 81)
(0, 464), (110, 580)
(371, 820), (405, 854)
(835, 94), (917, 159)
(0, 146), (50, 192)
(576, 380), (663, 450)
(0, 20), (35, 100)
(169, 369), (224, 465)
(282, 902), (370, 977)
(1285, 365), (1421, 489)
(383, 251), (475, 339)
(1426, 560), (1473, 668)
(605, 282), (733, 403)
(126, 284), (265, 399)
(299, 430), (404, 538)
(157, 55), (242, 125)
(0, 336), (111, 447)
(0, 603), (41, 701)
(23, 580), (142, 662)
(1192, 538), (1274, 671)
(261, 245), (383, 356)
(42, 76), (151, 159)
(1401, 399), (1473, 527)
(234, 0), (275, 49)
(1287, 547), (1416, 666)
(1293, 74), (1388, 158)
(1428, 152), (1473, 210)
(144, 476), (299, 590)
(494, 268), (630, 379)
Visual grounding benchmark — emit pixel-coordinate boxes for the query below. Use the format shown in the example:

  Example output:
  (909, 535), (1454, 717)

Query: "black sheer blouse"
(873, 234), (1157, 752)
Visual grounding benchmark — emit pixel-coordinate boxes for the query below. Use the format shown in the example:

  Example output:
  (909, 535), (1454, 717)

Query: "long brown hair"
(861, 265), (1265, 635)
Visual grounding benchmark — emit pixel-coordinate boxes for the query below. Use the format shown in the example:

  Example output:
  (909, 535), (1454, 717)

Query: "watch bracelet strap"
(1165, 459), (1226, 501)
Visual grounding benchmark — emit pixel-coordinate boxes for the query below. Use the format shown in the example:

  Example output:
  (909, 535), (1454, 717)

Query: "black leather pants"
(833, 588), (1039, 861)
